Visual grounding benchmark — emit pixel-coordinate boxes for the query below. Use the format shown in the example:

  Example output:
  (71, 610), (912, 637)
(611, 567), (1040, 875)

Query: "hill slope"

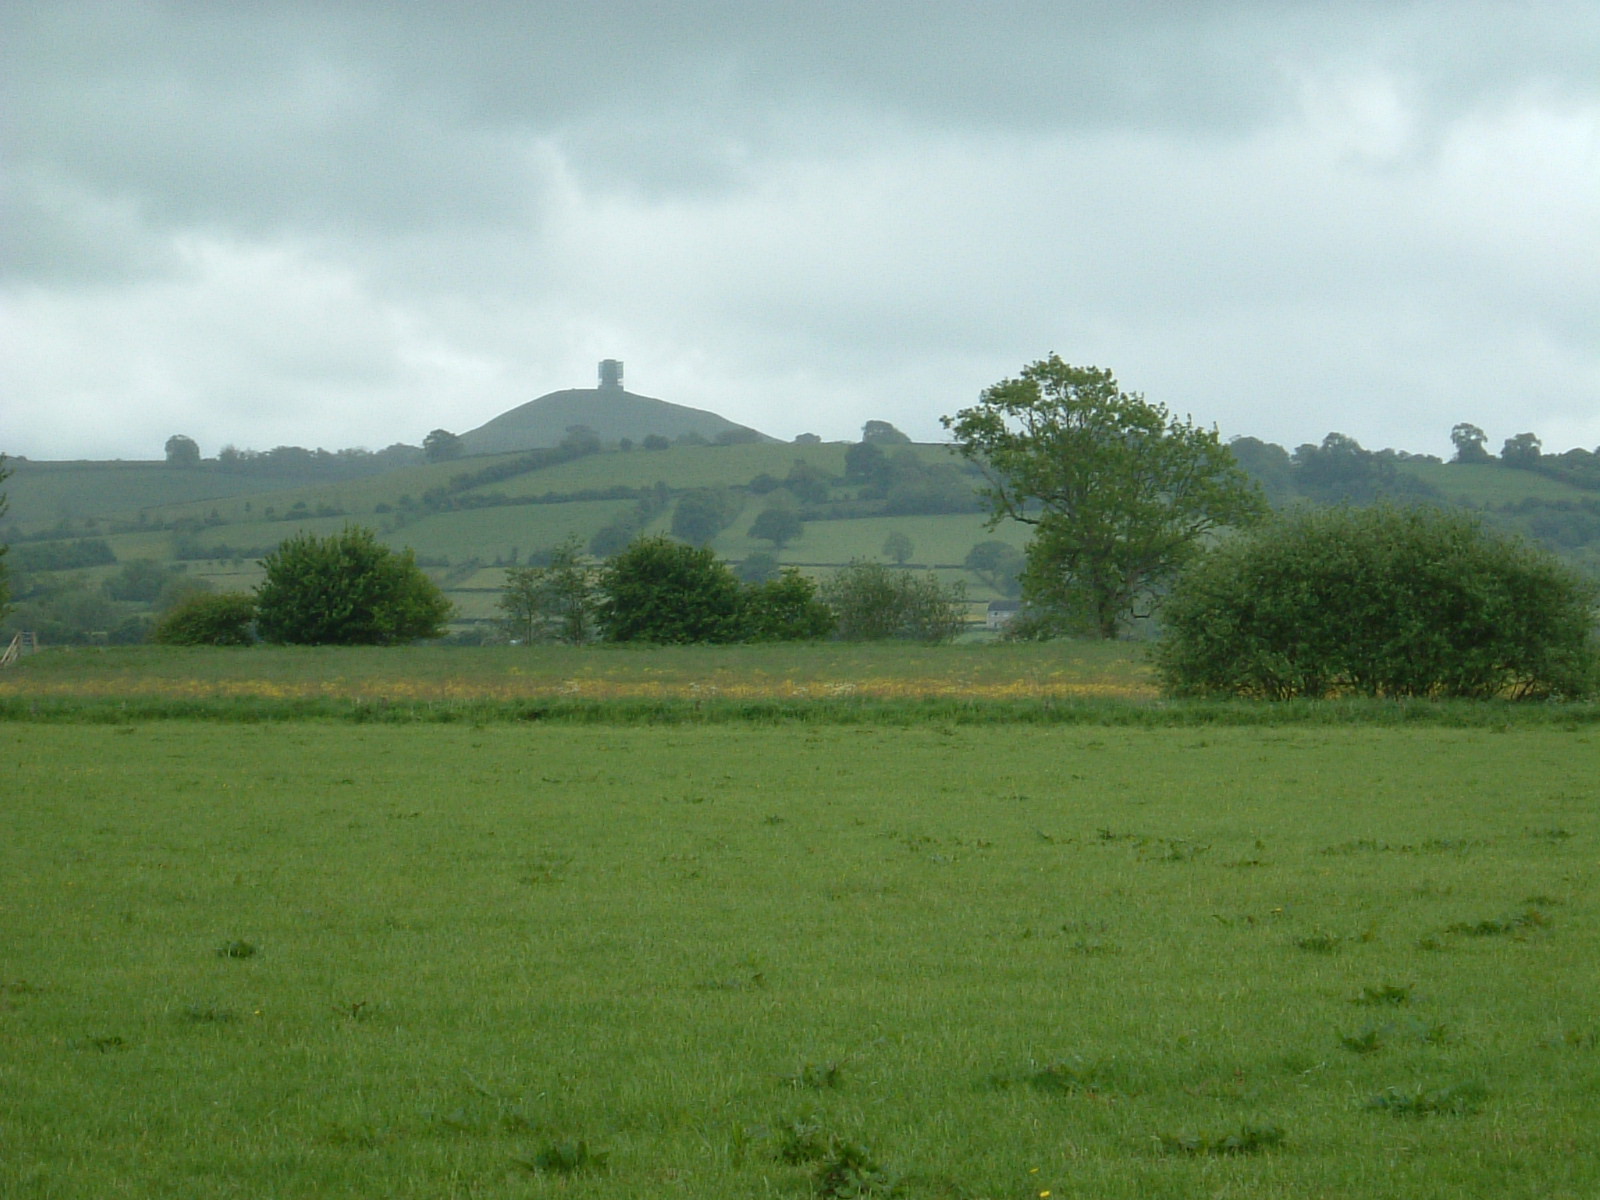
(459, 388), (772, 454)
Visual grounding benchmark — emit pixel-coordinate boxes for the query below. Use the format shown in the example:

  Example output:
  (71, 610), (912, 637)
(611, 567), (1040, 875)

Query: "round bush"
(255, 526), (451, 646)
(151, 591), (257, 646)
(1155, 505), (1597, 700)
(597, 535), (742, 643)
(821, 560), (965, 643)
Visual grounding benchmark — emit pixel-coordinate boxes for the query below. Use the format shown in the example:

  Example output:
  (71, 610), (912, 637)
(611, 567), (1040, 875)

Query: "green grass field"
(58, 457), (530, 535)
(710, 512), (1026, 570)
(3, 646), (1597, 1198)
(1399, 462), (1592, 506)
(463, 442), (853, 499)
(379, 502), (638, 566)
(0, 461), (330, 532)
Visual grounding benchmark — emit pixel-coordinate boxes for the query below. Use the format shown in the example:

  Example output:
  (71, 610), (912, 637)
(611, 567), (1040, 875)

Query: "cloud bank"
(3, 2), (1596, 460)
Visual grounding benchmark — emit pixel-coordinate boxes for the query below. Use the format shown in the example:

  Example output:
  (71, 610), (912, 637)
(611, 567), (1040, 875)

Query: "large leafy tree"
(861, 419), (911, 444)
(1155, 505), (1598, 700)
(164, 434), (201, 467)
(422, 428), (464, 462)
(943, 357), (1266, 638)
(749, 506), (803, 550)
(737, 569), (836, 642)
(882, 531), (914, 565)
(255, 526), (451, 645)
(671, 487), (742, 546)
(1501, 432), (1543, 469)
(964, 540), (1025, 597)
(1450, 422), (1491, 464)
(597, 535), (743, 643)
(496, 536), (598, 644)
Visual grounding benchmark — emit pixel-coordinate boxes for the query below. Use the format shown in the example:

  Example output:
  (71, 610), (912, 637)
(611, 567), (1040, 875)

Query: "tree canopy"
(671, 488), (741, 546)
(943, 357), (1266, 638)
(1501, 432), (1542, 469)
(164, 434), (201, 467)
(821, 560), (964, 643)
(737, 569), (836, 642)
(255, 526), (451, 645)
(861, 419), (911, 444)
(881, 531), (914, 565)
(597, 536), (744, 644)
(496, 536), (597, 644)
(1451, 423), (1491, 464)
(1155, 505), (1598, 700)
(964, 540), (1025, 597)
(749, 506), (803, 549)
(422, 429), (464, 463)
(589, 536), (837, 644)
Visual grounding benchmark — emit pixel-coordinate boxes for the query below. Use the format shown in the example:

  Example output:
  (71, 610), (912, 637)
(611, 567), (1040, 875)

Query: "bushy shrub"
(738, 569), (836, 642)
(822, 560), (965, 642)
(598, 536), (743, 643)
(497, 536), (597, 644)
(1155, 505), (1598, 699)
(151, 591), (257, 646)
(595, 538), (836, 644)
(255, 526), (451, 646)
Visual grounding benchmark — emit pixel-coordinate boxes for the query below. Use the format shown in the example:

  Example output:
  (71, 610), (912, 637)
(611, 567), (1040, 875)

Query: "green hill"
(459, 386), (772, 454)
(0, 459), (332, 533)
(7, 423), (1599, 646)
(0, 439), (1013, 642)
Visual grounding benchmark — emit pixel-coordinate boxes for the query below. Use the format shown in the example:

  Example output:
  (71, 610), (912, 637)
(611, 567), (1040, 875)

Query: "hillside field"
(5, 441), (1599, 646)
(3, 703), (1596, 1199)
(1, 443), (1032, 640)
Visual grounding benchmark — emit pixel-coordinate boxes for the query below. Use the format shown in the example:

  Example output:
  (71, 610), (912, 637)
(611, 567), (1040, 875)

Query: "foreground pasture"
(3, 722), (1596, 1198)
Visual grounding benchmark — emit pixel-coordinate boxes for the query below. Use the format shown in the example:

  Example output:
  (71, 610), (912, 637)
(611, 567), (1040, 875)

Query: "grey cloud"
(2, 1), (1596, 460)
(0, 168), (180, 284)
(17, 2), (1595, 222)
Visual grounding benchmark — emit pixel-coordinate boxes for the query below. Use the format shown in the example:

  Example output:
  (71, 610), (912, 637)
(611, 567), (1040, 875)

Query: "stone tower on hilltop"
(598, 359), (624, 391)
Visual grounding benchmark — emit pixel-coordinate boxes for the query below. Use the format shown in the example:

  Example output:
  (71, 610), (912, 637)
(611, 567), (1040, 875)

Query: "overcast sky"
(3, 2), (1596, 462)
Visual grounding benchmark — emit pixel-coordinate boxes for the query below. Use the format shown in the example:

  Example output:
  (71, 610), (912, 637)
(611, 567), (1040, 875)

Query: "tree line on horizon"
(148, 527), (966, 651)
(3, 363), (1598, 700)
(117, 353), (1600, 700)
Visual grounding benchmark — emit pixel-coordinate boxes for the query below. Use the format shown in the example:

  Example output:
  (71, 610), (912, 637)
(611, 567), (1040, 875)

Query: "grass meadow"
(3, 653), (1598, 1199)
(0, 642), (1158, 711)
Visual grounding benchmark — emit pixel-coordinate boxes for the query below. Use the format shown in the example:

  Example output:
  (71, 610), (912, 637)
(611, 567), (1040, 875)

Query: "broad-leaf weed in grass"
(1365, 1082), (1488, 1116)
(1154, 1123), (1288, 1155)
(511, 1138), (609, 1175)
